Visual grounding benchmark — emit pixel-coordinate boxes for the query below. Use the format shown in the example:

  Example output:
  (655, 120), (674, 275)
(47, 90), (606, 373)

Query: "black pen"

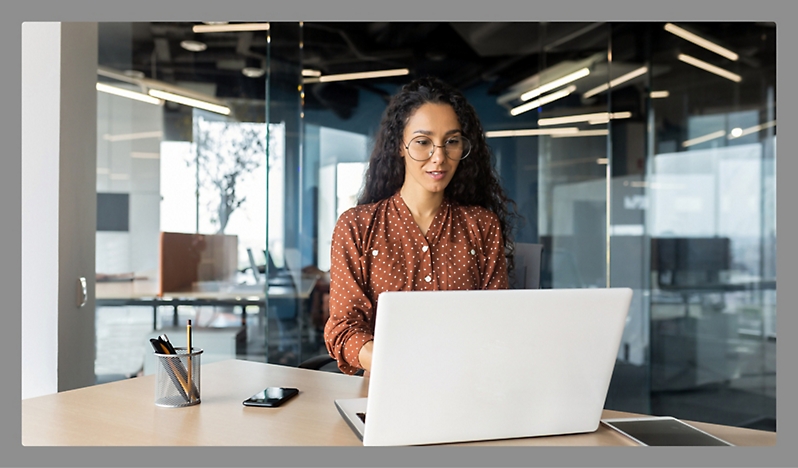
(187, 320), (193, 402)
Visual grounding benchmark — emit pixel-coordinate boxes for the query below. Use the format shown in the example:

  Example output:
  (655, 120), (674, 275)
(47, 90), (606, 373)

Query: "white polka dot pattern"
(323, 191), (509, 374)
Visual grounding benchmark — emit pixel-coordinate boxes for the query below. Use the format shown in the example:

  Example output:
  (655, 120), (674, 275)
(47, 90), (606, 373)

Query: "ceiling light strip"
(664, 23), (739, 61)
(682, 130), (726, 147)
(312, 68), (410, 83)
(485, 127), (580, 138)
(538, 111), (632, 127)
(519, 68), (590, 102)
(148, 89), (231, 115)
(551, 129), (610, 138)
(96, 83), (163, 106)
(193, 23), (270, 33)
(727, 120), (776, 139)
(510, 85), (576, 116)
(650, 90), (670, 99)
(583, 66), (648, 99)
(677, 54), (742, 83)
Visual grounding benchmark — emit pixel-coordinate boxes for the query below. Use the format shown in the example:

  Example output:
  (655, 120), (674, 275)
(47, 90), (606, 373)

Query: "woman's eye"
(445, 137), (461, 145)
(413, 138), (432, 146)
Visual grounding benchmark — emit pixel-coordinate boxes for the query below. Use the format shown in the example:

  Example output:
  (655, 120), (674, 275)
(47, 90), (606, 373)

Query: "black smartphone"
(242, 387), (300, 407)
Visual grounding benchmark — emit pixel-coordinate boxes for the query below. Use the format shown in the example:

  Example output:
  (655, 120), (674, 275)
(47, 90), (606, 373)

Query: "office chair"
(298, 243), (545, 372)
(509, 243), (544, 289)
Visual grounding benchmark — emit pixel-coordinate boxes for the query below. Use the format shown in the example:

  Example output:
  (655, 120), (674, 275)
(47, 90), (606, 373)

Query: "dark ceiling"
(97, 22), (776, 123)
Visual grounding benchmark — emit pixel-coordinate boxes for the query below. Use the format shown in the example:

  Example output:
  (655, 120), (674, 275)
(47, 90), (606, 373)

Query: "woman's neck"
(400, 186), (444, 235)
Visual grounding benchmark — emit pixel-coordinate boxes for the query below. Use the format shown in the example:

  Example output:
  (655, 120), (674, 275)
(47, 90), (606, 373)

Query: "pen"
(149, 338), (190, 401)
(187, 319), (193, 402)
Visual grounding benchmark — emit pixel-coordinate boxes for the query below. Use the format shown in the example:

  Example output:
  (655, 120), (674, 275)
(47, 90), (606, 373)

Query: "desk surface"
(21, 360), (775, 446)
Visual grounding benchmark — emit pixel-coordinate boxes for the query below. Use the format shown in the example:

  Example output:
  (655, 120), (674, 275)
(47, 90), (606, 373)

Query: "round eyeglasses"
(404, 135), (472, 161)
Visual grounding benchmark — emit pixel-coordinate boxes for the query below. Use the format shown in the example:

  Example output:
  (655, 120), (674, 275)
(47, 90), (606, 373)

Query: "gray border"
(3, 1), (792, 467)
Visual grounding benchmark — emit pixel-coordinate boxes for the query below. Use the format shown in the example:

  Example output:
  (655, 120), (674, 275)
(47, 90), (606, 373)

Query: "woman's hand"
(358, 340), (374, 372)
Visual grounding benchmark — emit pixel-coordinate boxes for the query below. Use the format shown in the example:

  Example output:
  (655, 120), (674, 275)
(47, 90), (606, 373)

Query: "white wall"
(22, 22), (98, 399)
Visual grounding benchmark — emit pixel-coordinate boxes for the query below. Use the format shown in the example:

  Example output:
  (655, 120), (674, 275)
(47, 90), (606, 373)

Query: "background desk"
(21, 360), (776, 446)
(96, 277), (319, 330)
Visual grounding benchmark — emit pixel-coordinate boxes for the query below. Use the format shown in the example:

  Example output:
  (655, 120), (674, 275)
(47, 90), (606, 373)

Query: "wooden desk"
(21, 360), (776, 446)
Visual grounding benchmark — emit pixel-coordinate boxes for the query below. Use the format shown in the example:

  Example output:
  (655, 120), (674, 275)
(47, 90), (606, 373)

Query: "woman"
(324, 76), (517, 375)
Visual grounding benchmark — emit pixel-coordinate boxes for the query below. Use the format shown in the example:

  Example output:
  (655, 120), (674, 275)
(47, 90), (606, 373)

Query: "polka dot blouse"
(323, 191), (509, 374)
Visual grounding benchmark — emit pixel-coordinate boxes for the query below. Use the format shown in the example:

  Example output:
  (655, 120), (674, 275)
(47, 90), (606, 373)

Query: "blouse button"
(424, 275), (432, 282)
(372, 250), (379, 256)
(422, 246), (429, 252)
(470, 249), (476, 255)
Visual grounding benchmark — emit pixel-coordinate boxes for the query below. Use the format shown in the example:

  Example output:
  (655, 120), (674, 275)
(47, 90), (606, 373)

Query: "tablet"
(601, 416), (734, 446)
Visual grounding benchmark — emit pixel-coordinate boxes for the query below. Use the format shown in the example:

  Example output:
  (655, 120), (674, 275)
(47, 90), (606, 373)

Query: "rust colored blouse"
(324, 191), (508, 374)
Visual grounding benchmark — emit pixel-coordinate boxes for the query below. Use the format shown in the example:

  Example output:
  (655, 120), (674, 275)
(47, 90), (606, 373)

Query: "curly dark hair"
(358, 76), (518, 270)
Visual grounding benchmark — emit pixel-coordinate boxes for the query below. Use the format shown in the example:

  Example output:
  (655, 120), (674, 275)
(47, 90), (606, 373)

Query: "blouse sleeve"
(480, 211), (509, 290)
(323, 209), (375, 374)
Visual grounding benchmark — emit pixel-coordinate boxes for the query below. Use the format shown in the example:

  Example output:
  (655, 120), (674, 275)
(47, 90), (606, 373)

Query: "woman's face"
(400, 102), (463, 197)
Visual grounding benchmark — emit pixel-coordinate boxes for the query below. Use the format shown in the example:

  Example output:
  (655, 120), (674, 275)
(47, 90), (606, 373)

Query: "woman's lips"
(426, 171), (446, 181)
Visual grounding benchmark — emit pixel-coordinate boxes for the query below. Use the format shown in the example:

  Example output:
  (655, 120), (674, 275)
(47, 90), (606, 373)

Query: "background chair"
(509, 242), (544, 290)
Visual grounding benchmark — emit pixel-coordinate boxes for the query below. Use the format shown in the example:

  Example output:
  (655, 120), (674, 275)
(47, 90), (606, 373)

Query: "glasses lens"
(444, 136), (471, 160)
(407, 136), (434, 161)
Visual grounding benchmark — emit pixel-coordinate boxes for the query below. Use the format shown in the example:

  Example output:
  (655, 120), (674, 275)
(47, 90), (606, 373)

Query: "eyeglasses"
(403, 135), (472, 161)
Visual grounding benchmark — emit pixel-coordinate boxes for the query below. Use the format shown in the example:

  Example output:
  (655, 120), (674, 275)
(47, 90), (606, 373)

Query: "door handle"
(77, 277), (88, 308)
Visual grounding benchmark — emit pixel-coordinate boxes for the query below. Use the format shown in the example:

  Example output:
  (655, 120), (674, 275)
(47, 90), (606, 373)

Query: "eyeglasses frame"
(402, 134), (472, 162)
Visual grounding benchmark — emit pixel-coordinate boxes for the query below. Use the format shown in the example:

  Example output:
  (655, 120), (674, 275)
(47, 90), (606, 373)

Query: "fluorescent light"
(510, 85), (576, 116)
(485, 127), (580, 138)
(551, 129), (610, 138)
(583, 66), (648, 99)
(727, 120), (776, 139)
(586, 111), (632, 125)
(193, 23), (270, 33)
(650, 90), (670, 99)
(180, 40), (207, 52)
(682, 130), (726, 147)
(519, 68), (590, 101)
(148, 89), (231, 115)
(664, 23), (739, 61)
(538, 111), (632, 126)
(302, 69), (321, 77)
(310, 68), (410, 83)
(102, 131), (164, 142)
(242, 67), (265, 78)
(596, 158), (609, 164)
(677, 54), (742, 83)
(96, 83), (163, 106)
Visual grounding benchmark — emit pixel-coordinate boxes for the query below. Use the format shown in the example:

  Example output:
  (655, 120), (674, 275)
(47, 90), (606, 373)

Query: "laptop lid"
(338, 287), (632, 446)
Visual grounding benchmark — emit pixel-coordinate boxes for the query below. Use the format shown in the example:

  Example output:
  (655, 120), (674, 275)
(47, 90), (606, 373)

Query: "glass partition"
(95, 22), (271, 382)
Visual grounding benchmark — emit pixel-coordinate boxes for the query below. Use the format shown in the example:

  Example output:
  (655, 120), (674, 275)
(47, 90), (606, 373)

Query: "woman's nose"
(428, 144), (446, 164)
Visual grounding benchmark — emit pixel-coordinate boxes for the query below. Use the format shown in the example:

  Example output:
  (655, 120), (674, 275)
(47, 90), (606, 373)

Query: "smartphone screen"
(603, 418), (733, 446)
(243, 387), (299, 407)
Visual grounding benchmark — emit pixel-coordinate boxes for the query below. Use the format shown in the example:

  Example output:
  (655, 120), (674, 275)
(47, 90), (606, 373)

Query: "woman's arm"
(323, 209), (376, 375)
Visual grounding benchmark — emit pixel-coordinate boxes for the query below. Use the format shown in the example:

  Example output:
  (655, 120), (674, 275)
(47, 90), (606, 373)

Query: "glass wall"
(94, 22), (272, 381)
(276, 21), (776, 428)
(92, 21), (776, 430)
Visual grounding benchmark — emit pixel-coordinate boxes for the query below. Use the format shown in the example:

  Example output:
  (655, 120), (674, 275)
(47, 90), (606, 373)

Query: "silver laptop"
(335, 287), (633, 446)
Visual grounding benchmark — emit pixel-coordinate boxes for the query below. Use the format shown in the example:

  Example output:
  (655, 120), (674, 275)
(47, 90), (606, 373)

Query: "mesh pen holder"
(154, 347), (203, 408)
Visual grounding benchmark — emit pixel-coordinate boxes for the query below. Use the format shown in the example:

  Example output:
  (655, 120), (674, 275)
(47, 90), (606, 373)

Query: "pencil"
(187, 319), (193, 402)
